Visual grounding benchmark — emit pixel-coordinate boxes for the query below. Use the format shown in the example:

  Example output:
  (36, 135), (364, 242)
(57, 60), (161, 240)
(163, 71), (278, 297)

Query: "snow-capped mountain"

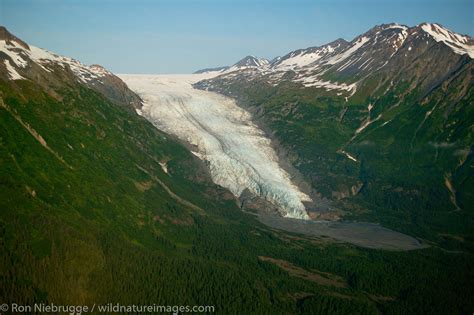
(192, 22), (473, 234)
(196, 23), (473, 97)
(271, 38), (349, 71)
(420, 23), (474, 57)
(0, 26), (141, 110)
(194, 55), (270, 76)
(228, 55), (269, 70)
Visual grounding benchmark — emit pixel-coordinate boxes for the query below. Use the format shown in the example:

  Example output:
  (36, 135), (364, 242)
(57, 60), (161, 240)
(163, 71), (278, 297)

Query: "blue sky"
(1, 0), (473, 73)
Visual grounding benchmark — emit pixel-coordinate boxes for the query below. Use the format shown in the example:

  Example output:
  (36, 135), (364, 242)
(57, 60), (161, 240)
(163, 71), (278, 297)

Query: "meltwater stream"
(120, 74), (311, 219)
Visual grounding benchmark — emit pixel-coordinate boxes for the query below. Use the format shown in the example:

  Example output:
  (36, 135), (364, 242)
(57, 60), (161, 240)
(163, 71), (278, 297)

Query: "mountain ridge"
(193, 21), (474, 253)
(194, 22), (474, 78)
(196, 22), (473, 102)
(0, 26), (142, 111)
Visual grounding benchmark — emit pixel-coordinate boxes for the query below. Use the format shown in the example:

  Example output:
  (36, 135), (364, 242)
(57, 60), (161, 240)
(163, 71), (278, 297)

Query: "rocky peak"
(233, 55), (269, 68)
(0, 26), (30, 50)
(417, 22), (474, 57)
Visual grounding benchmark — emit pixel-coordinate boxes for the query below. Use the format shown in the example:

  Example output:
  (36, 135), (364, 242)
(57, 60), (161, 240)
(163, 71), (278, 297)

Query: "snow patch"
(421, 23), (474, 58)
(381, 119), (392, 127)
(296, 75), (357, 93)
(386, 24), (408, 31)
(275, 45), (335, 70)
(0, 40), (29, 67)
(326, 36), (369, 65)
(356, 114), (382, 134)
(3, 59), (25, 80)
(341, 150), (358, 162)
(159, 162), (168, 174)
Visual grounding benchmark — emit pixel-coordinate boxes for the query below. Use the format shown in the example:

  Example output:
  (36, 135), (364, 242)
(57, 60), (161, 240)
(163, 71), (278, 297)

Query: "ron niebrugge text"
(6, 303), (215, 314)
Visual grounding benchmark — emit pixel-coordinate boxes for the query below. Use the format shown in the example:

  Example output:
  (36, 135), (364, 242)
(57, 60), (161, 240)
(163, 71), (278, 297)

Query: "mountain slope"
(0, 26), (142, 111)
(195, 23), (474, 248)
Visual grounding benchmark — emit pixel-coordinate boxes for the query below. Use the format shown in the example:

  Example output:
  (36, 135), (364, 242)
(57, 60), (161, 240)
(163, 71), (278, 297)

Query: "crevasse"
(120, 74), (311, 220)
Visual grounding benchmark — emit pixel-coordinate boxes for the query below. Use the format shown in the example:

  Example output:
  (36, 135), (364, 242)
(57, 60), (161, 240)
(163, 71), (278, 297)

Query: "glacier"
(120, 74), (311, 220)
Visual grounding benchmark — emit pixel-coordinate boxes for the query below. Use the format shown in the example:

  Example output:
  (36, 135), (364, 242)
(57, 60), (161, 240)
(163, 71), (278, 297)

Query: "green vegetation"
(1, 78), (473, 314)
(204, 68), (474, 253)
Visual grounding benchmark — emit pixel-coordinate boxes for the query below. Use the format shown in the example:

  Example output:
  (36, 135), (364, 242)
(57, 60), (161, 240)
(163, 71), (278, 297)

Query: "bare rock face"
(351, 182), (364, 196)
(88, 64), (142, 111)
(0, 26), (29, 49)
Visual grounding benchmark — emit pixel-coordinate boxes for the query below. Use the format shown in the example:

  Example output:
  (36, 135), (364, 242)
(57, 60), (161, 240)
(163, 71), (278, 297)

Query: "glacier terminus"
(120, 74), (312, 220)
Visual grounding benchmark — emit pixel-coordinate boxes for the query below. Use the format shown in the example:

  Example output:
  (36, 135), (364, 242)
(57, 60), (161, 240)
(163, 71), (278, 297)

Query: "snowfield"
(120, 74), (312, 220)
